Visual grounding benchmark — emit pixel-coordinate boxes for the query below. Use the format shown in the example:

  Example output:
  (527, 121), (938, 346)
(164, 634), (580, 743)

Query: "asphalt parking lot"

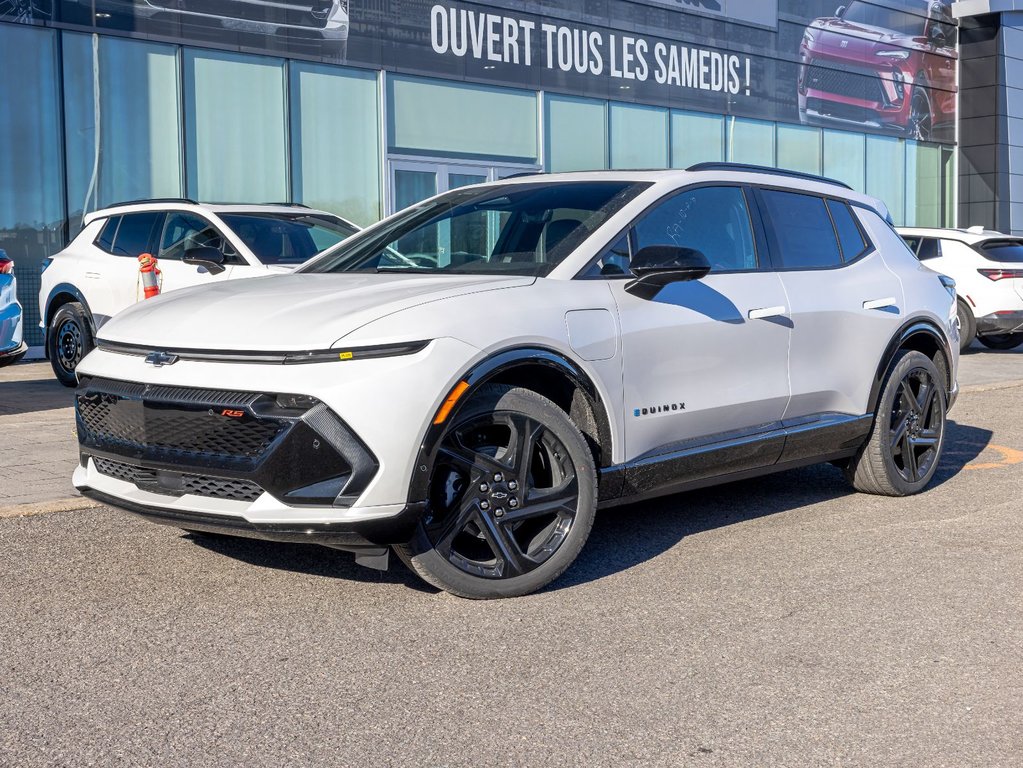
(2, 348), (1022, 766)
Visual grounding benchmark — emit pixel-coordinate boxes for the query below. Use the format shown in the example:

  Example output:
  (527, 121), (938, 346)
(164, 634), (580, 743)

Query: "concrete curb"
(0, 497), (103, 520)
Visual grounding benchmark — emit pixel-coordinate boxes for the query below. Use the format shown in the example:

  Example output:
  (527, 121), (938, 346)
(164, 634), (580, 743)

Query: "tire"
(906, 81), (933, 140)
(396, 384), (597, 599)
(956, 299), (976, 351)
(977, 333), (1023, 350)
(845, 350), (947, 496)
(47, 302), (94, 387)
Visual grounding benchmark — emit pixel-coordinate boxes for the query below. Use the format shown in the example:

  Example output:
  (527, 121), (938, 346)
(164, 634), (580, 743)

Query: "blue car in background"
(0, 249), (27, 367)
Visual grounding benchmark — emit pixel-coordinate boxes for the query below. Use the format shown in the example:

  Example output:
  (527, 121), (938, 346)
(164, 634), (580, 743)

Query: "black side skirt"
(599, 412), (873, 507)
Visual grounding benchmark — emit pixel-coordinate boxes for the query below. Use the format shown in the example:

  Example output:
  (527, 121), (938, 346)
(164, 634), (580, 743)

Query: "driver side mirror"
(183, 246), (226, 275)
(835, 5), (846, 18)
(625, 245), (712, 300)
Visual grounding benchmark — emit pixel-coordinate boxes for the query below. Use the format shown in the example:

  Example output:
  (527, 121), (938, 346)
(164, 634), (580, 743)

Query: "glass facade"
(0, 16), (958, 348)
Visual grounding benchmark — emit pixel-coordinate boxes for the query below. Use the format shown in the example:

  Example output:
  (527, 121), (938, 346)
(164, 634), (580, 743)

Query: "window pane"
(610, 103), (668, 169)
(97, 217), (120, 253)
(727, 118), (774, 166)
(159, 213), (225, 261)
(823, 129), (865, 191)
(0, 24), (64, 347)
(63, 33), (183, 234)
(290, 63), (380, 227)
(867, 135), (905, 224)
(827, 201), (867, 260)
(184, 50), (287, 203)
(761, 190), (842, 269)
(900, 236), (921, 253)
(112, 212), (163, 258)
(633, 187), (757, 272)
(777, 124), (821, 175)
(389, 77), (537, 161)
(546, 95), (607, 172)
(312, 181), (644, 276)
(218, 213), (354, 265)
(917, 238), (942, 260)
(906, 141), (941, 227)
(670, 111), (724, 169)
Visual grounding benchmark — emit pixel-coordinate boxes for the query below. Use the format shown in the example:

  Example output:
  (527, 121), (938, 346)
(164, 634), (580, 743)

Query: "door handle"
(748, 306), (787, 320)
(862, 297), (897, 311)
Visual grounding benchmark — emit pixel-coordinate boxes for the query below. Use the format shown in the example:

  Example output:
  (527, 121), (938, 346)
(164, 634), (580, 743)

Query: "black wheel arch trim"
(868, 318), (953, 415)
(44, 283), (98, 354)
(407, 346), (615, 506)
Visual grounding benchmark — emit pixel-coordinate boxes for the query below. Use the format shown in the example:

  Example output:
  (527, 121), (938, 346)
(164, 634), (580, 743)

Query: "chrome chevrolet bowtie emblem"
(144, 351), (179, 367)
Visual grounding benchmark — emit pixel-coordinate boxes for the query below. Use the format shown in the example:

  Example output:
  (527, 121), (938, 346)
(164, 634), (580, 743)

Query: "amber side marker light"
(433, 381), (470, 425)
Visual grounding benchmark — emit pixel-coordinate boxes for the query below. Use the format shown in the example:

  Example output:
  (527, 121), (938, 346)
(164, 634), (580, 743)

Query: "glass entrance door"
(388, 159), (536, 215)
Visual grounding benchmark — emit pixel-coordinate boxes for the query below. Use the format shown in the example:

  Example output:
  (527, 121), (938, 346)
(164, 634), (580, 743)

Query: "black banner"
(4, 0), (957, 141)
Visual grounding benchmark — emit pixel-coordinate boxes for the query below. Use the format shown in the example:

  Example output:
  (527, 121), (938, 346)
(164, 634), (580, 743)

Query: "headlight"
(876, 50), (911, 60)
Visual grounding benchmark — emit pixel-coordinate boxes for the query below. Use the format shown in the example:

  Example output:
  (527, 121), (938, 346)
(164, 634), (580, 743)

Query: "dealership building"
(1, 0), (1018, 349)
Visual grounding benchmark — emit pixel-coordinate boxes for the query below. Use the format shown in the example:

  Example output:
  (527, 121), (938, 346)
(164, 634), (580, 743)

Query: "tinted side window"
(901, 236), (921, 254)
(112, 212), (163, 258)
(159, 213), (226, 261)
(760, 190), (842, 269)
(632, 186), (757, 273)
(827, 200), (868, 260)
(95, 217), (121, 254)
(917, 238), (942, 260)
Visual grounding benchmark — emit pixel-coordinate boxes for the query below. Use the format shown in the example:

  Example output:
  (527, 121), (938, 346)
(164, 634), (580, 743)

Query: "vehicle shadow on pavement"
(181, 421), (991, 595)
(185, 533), (435, 592)
(0, 366), (74, 417)
(550, 419), (993, 593)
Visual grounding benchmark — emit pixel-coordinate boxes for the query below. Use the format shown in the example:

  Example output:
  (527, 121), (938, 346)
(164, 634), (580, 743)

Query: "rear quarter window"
(94, 217), (121, 254)
(827, 200), (869, 261)
(760, 190), (842, 269)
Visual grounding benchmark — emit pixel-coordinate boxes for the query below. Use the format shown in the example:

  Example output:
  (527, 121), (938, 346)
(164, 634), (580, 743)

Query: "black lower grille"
(807, 63), (886, 104)
(76, 378), (290, 466)
(93, 456), (264, 503)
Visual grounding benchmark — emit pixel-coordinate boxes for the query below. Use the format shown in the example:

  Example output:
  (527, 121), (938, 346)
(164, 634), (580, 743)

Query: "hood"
(810, 18), (923, 56)
(98, 273), (535, 350)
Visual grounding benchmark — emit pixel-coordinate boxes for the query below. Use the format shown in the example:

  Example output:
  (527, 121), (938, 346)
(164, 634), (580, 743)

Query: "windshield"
(302, 181), (647, 277)
(841, 2), (927, 36)
(219, 212), (358, 266)
(977, 239), (1023, 263)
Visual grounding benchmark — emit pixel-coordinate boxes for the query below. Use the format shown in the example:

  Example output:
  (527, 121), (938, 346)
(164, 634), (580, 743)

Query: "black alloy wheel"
(47, 302), (95, 387)
(398, 385), (597, 599)
(907, 87), (933, 140)
(977, 333), (1023, 350)
(888, 367), (943, 484)
(845, 350), (947, 496)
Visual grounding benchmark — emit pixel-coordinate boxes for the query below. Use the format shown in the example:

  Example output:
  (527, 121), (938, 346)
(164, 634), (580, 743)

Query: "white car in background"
(39, 200), (358, 385)
(72, 166), (959, 599)
(899, 226), (1023, 351)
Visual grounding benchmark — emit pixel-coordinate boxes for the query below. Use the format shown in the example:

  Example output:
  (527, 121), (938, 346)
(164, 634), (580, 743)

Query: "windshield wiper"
(373, 266), (437, 273)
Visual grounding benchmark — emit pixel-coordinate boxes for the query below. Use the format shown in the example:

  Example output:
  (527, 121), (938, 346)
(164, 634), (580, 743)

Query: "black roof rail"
(105, 197), (199, 208)
(684, 162), (853, 190)
(502, 171), (545, 180)
(258, 202), (311, 208)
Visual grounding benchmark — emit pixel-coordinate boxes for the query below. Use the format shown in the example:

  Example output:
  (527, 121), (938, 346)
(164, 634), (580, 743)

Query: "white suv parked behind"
(39, 200), (358, 385)
(72, 166), (959, 599)
(899, 226), (1023, 351)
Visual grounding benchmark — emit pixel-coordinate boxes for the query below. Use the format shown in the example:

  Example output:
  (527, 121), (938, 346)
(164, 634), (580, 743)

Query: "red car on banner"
(798, 1), (957, 141)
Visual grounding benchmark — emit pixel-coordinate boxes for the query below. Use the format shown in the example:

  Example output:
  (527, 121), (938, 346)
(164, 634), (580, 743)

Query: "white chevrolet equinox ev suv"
(73, 165), (960, 599)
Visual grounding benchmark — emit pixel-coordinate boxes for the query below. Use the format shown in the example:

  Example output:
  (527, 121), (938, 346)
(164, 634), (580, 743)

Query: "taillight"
(938, 274), (956, 299)
(978, 268), (1023, 281)
(0, 258), (13, 275)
